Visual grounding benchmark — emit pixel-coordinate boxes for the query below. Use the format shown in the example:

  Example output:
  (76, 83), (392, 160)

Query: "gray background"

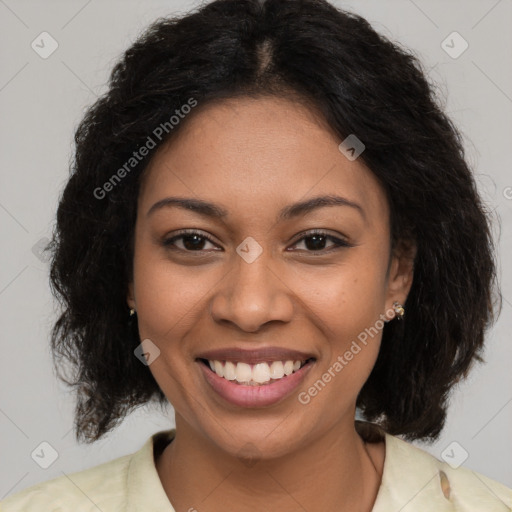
(1, 0), (511, 499)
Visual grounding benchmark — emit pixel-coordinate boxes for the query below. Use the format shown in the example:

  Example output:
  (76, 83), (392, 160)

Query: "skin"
(127, 95), (416, 512)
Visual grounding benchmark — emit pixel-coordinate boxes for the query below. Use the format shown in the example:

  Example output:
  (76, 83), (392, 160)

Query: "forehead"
(138, 96), (388, 227)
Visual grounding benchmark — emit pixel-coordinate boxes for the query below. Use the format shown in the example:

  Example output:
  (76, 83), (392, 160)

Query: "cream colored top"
(1, 422), (511, 511)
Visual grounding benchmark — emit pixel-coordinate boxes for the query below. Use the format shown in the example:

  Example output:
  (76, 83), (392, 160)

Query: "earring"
(129, 308), (136, 317)
(392, 301), (405, 320)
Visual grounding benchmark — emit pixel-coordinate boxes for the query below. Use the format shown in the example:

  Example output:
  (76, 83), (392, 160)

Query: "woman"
(1, 0), (510, 510)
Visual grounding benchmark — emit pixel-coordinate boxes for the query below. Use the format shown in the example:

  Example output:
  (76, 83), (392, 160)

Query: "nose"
(209, 254), (294, 333)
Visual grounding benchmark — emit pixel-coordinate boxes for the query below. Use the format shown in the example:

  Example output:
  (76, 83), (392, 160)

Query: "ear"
(127, 282), (136, 310)
(385, 238), (416, 316)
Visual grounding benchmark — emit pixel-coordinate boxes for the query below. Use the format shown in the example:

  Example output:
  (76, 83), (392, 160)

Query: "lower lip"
(197, 359), (315, 408)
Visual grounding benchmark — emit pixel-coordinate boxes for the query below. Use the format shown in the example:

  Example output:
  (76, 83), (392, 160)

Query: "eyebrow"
(146, 194), (366, 223)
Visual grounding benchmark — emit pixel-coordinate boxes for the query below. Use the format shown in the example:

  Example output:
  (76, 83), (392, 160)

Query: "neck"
(156, 417), (384, 512)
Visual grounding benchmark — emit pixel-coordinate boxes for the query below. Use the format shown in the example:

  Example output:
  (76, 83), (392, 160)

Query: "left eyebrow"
(146, 194), (366, 223)
(277, 194), (366, 223)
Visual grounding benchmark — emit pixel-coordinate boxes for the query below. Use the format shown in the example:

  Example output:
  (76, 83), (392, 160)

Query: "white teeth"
(205, 359), (308, 385)
(235, 362), (252, 382)
(224, 361), (237, 381)
(214, 360), (224, 378)
(269, 361), (284, 379)
(283, 361), (294, 376)
(252, 363), (271, 383)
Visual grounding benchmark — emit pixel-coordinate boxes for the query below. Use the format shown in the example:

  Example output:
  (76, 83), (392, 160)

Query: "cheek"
(132, 241), (215, 341)
(293, 256), (387, 334)
(130, 245), (209, 416)
(296, 268), (384, 413)
(290, 257), (386, 384)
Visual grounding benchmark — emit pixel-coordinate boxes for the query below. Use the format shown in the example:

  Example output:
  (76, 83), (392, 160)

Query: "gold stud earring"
(129, 308), (136, 317)
(392, 301), (405, 320)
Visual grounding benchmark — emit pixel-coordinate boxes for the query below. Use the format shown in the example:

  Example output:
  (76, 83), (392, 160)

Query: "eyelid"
(162, 228), (353, 254)
(287, 229), (353, 253)
(289, 228), (350, 244)
(162, 229), (219, 249)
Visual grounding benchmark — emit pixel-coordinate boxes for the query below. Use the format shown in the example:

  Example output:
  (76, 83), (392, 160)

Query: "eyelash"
(162, 229), (353, 255)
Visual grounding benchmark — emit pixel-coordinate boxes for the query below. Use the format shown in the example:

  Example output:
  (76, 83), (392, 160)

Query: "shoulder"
(378, 429), (512, 511)
(0, 451), (133, 512)
(0, 429), (175, 512)
(355, 420), (511, 511)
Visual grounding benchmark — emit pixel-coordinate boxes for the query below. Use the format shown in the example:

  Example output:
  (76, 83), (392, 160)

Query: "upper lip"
(196, 347), (316, 364)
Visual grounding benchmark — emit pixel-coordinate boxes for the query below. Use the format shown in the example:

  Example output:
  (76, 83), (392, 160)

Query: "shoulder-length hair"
(47, 0), (501, 443)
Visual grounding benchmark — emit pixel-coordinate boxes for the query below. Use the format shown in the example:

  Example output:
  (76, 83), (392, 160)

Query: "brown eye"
(162, 230), (220, 252)
(289, 230), (353, 253)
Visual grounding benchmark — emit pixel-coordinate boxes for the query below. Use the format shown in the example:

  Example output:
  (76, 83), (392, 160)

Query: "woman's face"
(128, 95), (414, 459)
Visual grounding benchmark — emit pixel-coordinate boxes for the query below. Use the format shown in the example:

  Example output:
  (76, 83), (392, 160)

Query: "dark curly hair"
(46, 0), (501, 443)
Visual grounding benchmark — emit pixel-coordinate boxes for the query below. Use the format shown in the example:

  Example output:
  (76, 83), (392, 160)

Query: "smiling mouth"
(197, 357), (316, 386)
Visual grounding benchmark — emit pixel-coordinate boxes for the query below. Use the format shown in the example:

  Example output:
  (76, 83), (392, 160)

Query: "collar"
(125, 423), (463, 511)
(363, 425), (456, 511)
(126, 429), (177, 511)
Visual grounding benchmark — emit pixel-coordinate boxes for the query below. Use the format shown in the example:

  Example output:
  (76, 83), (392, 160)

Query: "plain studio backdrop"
(1, 0), (511, 498)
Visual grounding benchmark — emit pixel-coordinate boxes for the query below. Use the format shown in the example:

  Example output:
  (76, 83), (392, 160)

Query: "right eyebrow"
(146, 197), (228, 219)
